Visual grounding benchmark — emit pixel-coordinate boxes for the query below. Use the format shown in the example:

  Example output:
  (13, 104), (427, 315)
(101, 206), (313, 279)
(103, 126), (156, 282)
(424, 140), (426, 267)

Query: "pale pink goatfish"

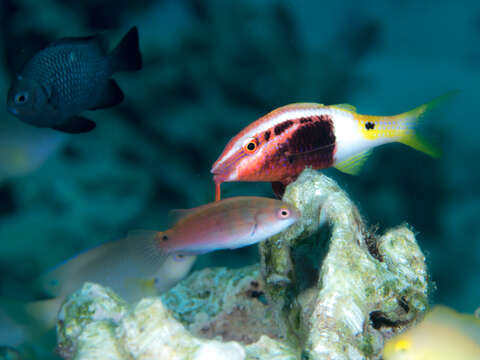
(130, 196), (301, 261)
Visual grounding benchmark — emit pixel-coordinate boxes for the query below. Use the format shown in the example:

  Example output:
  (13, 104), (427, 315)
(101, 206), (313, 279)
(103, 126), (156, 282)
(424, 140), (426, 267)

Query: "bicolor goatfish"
(212, 93), (455, 200)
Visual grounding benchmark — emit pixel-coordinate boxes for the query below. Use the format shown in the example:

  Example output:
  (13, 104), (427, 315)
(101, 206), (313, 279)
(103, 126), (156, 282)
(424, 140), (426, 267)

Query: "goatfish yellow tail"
(362, 92), (457, 156)
(334, 91), (457, 175)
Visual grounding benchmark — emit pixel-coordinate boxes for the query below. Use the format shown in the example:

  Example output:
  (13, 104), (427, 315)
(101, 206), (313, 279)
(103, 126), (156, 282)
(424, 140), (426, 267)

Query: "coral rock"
(56, 169), (429, 359)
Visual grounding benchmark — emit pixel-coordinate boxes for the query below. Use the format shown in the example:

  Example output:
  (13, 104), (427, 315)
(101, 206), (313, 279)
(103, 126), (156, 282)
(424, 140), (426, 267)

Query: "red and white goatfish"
(211, 93), (455, 200)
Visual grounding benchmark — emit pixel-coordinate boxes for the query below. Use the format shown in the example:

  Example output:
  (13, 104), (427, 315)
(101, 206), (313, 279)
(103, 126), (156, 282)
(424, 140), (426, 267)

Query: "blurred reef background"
(0, 0), (479, 349)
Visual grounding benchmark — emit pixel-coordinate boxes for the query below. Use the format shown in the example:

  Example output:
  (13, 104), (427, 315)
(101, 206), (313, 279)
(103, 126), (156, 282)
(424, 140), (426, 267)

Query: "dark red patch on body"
(260, 115), (336, 185)
(284, 115), (335, 165)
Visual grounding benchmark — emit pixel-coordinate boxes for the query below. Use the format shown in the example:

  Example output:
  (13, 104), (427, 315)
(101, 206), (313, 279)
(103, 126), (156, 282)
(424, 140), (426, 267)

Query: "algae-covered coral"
(56, 169), (429, 359)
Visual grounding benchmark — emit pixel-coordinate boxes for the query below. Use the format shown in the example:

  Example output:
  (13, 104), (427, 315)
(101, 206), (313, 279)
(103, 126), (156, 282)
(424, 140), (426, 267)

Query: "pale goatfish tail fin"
(110, 26), (142, 73)
(396, 90), (459, 158)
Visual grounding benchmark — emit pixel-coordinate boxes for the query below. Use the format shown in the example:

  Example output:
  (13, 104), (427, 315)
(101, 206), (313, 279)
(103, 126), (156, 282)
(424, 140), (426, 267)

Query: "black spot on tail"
(274, 120), (294, 136)
(365, 122), (375, 130)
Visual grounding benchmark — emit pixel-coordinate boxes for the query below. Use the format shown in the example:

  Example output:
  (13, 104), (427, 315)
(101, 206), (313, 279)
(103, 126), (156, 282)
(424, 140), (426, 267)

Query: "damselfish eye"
(277, 208), (290, 219)
(243, 137), (258, 154)
(14, 92), (28, 105)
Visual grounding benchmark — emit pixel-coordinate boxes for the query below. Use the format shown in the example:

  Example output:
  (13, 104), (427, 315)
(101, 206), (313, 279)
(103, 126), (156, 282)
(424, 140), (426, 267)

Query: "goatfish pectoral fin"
(395, 90), (459, 158)
(334, 149), (373, 175)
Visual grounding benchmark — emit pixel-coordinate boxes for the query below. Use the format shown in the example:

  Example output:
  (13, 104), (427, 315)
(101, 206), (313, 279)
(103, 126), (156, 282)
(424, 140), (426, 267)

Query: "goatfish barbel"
(211, 92), (455, 200)
(130, 196), (300, 259)
(383, 305), (480, 360)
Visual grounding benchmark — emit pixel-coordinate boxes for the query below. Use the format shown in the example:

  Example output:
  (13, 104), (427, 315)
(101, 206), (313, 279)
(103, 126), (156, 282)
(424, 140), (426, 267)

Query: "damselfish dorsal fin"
(47, 33), (107, 53)
(332, 103), (357, 112)
(334, 149), (373, 175)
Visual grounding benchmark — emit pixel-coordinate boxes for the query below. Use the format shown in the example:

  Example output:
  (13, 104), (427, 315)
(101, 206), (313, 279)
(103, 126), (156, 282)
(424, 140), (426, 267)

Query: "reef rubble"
(56, 169), (429, 360)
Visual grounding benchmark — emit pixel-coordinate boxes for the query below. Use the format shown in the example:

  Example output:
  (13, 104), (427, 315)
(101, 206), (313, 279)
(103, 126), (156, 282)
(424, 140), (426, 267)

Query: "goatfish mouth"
(211, 152), (247, 201)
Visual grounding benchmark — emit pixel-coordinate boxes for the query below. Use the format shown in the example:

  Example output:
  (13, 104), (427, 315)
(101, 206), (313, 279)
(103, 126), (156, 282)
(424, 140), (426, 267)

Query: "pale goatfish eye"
(276, 207), (291, 219)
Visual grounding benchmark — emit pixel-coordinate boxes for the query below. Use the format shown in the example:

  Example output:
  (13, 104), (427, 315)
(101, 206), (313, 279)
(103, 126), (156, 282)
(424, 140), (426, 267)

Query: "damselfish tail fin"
(110, 26), (142, 73)
(396, 91), (458, 158)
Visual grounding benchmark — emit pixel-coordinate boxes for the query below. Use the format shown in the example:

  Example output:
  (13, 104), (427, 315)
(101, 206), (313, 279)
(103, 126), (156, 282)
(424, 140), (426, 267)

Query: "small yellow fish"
(383, 305), (480, 360)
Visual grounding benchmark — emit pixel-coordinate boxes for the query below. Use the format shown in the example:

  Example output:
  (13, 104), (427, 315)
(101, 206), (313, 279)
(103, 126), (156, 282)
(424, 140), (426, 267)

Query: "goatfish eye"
(14, 92), (29, 105)
(242, 137), (259, 154)
(276, 207), (291, 219)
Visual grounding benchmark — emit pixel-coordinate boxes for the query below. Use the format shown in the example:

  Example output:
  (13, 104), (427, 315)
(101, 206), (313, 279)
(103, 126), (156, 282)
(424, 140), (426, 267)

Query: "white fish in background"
(0, 117), (67, 182)
(38, 236), (197, 303)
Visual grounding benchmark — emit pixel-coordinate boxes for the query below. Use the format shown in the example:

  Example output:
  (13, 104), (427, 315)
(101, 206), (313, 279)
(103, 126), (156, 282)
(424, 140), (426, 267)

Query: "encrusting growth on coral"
(56, 169), (429, 360)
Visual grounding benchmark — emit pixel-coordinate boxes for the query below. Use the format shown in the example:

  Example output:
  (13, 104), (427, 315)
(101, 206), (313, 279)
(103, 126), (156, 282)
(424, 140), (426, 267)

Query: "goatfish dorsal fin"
(334, 149), (373, 175)
(332, 103), (357, 112)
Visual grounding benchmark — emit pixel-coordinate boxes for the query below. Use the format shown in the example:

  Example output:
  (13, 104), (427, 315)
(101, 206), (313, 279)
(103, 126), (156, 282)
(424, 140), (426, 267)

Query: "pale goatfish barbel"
(383, 305), (480, 360)
(129, 196), (301, 259)
(7, 26), (142, 133)
(211, 92), (456, 200)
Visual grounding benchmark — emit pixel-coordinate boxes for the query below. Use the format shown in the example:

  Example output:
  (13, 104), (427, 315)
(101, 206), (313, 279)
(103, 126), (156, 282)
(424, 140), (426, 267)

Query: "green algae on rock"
(56, 169), (429, 360)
